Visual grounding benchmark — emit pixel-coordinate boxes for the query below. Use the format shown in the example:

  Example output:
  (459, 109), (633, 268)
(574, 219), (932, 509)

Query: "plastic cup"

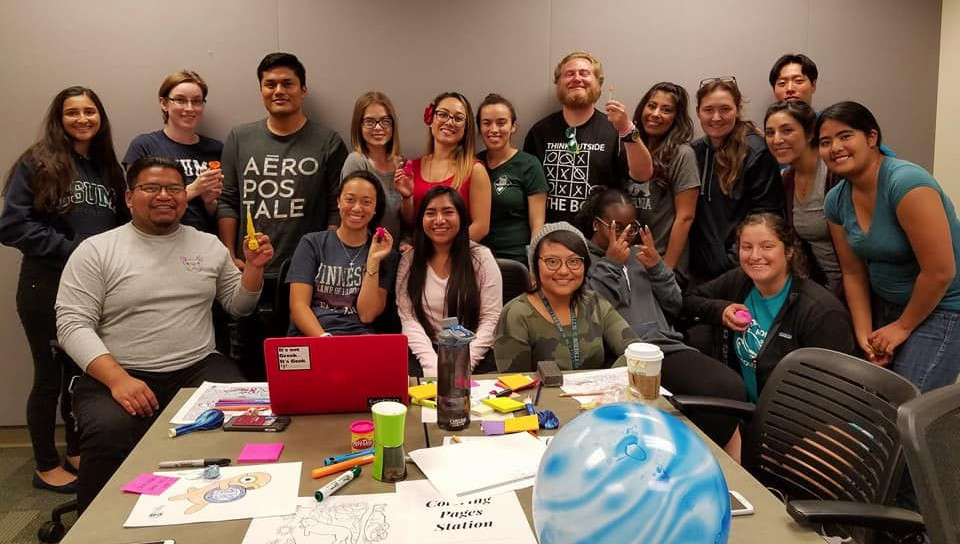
(371, 401), (407, 483)
(624, 342), (663, 402)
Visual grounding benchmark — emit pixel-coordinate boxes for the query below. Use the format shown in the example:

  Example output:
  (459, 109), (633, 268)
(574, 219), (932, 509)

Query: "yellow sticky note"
(482, 397), (526, 413)
(505, 414), (540, 433)
(408, 383), (437, 402)
(245, 211), (259, 250)
(498, 374), (534, 390)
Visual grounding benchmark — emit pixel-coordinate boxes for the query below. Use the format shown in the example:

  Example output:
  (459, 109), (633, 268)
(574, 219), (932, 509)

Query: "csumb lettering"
(242, 154), (318, 219)
(60, 180), (116, 211)
(546, 142), (606, 152)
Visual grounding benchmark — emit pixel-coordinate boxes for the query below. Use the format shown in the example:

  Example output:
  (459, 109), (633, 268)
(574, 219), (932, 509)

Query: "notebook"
(263, 334), (409, 415)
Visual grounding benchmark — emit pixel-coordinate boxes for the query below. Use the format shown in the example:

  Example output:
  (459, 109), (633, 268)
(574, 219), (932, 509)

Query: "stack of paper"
(408, 432), (547, 500)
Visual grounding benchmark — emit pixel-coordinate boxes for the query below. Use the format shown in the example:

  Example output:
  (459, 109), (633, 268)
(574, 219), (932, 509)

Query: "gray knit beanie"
(527, 221), (589, 271)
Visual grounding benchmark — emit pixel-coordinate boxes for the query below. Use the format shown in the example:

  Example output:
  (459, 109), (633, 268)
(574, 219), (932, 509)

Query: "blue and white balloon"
(534, 403), (730, 544)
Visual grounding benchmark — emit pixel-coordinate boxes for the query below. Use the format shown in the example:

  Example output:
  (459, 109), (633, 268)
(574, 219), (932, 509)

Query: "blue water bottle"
(436, 317), (475, 431)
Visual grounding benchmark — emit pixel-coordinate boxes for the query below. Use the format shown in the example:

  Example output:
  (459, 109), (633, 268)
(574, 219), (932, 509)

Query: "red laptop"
(263, 334), (409, 415)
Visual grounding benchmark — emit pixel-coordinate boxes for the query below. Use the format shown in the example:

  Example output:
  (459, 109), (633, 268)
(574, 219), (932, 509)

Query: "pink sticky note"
(123, 473), (179, 495)
(481, 420), (506, 436)
(470, 380), (480, 387)
(238, 442), (284, 462)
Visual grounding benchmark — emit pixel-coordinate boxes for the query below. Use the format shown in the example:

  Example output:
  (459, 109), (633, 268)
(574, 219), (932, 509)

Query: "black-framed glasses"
(699, 76), (737, 89)
(165, 97), (206, 107)
(539, 256), (585, 271)
(434, 110), (467, 126)
(594, 217), (642, 242)
(564, 126), (579, 154)
(134, 183), (185, 195)
(361, 116), (394, 129)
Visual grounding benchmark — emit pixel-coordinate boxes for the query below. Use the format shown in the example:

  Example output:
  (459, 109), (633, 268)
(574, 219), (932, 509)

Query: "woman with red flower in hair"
(395, 92), (491, 241)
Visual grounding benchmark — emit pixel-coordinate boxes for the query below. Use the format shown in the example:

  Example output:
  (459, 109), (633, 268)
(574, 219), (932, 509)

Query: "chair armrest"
(668, 395), (756, 419)
(787, 500), (924, 533)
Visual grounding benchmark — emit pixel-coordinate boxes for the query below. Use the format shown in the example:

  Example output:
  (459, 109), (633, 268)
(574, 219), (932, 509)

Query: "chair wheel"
(37, 520), (65, 543)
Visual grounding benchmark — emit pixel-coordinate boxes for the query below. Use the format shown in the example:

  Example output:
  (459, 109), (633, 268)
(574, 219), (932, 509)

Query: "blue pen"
(524, 395), (537, 416)
(323, 448), (375, 466)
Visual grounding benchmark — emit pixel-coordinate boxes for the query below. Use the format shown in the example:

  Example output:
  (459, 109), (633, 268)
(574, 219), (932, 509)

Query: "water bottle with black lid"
(436, 317), (474, 431)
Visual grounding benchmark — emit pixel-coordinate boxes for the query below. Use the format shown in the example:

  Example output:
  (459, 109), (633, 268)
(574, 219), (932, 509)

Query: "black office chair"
(790, 382), (960, 543)
(672, 348), (921, 542)
(496, 258), (530, 305)
(38, 341), (79, 543)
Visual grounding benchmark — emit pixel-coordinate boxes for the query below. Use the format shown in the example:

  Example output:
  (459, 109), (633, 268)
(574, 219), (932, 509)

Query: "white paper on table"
(395, 480), (537, 544)
(441, 435), (552, 447)
(124, 462), (300, 527)
(169, 381), (272, 424)
(241, 494), (406, 544)
(408, 432), (546, 501)
(560, 367), (672, 404)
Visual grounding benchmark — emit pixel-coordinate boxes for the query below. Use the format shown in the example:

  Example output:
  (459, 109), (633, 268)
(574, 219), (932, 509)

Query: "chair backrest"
(742, 348), (920, 506)
(497, 258), (530, 305)
(897, 382), (960, 544)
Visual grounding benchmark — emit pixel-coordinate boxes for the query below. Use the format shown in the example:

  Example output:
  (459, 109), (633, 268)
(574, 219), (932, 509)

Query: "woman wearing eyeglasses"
(475, 93), (547, 264)
(0, 86), (127, 493)
(341, 92), (404, 246)
(123, 70), (223, 233)
(626, 82), (699, 273)
(395, 92), (492, 242)
(397, 186), (502, 377)
(576, 189), (746, 451)
(688, 77), (784, 285)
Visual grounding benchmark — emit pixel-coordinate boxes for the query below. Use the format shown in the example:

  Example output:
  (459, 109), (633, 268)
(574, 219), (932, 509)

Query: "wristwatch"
(621, 129), (642, 144)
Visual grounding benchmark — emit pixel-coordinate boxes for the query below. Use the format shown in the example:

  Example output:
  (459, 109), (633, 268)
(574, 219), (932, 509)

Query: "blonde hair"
(553, 51), (605, 86)
(426, 92), (476, 191)
(349, 91), (401, 159)
(158, 70), (208, 124)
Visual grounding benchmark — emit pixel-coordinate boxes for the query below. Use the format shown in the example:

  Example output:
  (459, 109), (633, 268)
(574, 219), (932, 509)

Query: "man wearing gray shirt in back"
(217, 52), (348, 378)
(56, 156), (275, 513)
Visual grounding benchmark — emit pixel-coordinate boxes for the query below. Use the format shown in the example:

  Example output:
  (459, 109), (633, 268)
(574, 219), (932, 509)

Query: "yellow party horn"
(246, 211), (259, 250)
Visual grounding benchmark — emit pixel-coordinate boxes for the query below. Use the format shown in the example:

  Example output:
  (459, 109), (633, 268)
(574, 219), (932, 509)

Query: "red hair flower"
(423, 103), (435, 125)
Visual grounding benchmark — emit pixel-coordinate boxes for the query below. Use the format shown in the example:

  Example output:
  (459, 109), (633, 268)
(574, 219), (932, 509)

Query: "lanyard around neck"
(538, 292), (581, 369)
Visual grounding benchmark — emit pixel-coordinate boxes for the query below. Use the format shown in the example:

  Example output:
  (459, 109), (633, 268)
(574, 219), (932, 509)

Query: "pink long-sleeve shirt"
(396, 242), (503, 377)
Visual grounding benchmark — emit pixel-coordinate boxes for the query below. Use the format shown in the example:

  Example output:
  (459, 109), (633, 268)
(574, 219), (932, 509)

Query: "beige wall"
(0, 0), (943, 425)
(936, 0), (959, 202)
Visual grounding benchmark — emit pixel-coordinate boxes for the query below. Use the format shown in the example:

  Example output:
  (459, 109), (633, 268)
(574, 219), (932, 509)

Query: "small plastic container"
(350, 420), (375, 451)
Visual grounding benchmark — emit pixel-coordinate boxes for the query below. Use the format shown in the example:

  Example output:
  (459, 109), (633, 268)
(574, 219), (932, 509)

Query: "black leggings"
(662, 349), (745, 446)
(16, 259), (80, 472)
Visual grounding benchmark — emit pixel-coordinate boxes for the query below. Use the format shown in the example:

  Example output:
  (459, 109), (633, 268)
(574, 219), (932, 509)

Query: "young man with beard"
(524, 51), (654, 224)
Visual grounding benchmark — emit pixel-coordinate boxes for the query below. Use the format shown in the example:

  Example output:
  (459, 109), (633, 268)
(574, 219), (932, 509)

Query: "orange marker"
(208, 160), (221, 170)
(245, 211), (259, 250)
(311, 454), (374, 479)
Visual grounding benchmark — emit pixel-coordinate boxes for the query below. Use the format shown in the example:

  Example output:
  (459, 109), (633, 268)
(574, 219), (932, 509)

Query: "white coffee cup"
(624, 342), (663, 402)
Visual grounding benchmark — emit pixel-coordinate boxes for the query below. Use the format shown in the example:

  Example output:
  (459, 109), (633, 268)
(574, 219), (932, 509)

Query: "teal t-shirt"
(824, 157), (960, 310)
(478, 150), (547, 263)
(735, 276), (793, 402)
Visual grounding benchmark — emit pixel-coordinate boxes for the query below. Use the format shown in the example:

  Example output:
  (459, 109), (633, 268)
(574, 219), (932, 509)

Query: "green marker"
(314, 466), (360, 502)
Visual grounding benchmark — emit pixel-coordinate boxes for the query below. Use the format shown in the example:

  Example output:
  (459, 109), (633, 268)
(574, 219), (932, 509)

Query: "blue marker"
(323, 448), (375, 466)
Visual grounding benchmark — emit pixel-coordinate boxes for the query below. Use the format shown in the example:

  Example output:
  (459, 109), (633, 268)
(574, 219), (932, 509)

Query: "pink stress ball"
(734, 310), (752, 323)
(403, 160), (414, 177)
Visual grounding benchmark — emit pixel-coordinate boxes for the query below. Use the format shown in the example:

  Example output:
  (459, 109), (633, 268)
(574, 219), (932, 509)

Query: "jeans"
(874, 299), (960, 393)
(73, 353), (244, 513)
(16, 257), (80, 472)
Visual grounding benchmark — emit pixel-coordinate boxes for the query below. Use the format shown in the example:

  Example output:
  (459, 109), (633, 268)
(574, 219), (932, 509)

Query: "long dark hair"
(339, 169), (386, 234)
(3, 86), (124, 213)
(425, 91), (476, 190)
(408, 186), (480, 340)
(633, 82), (694, 188)
(736, 213), (808, 278)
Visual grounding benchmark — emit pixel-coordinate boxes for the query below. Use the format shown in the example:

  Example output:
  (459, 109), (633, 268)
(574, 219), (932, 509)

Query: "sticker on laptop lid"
(276, 346), (311, 370)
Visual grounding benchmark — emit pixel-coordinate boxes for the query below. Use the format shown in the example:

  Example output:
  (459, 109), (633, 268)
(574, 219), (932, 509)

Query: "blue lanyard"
(538, 292), (581, 369)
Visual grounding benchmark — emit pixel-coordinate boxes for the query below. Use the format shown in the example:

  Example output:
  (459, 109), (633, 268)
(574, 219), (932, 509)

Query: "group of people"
(2, 49), (958, 515)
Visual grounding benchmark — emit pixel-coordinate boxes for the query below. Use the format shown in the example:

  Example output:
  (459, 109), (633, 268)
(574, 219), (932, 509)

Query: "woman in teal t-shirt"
(683, 213), (855, 401)
(475, 93), (547, 264)
(820, 101), (960, 393)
